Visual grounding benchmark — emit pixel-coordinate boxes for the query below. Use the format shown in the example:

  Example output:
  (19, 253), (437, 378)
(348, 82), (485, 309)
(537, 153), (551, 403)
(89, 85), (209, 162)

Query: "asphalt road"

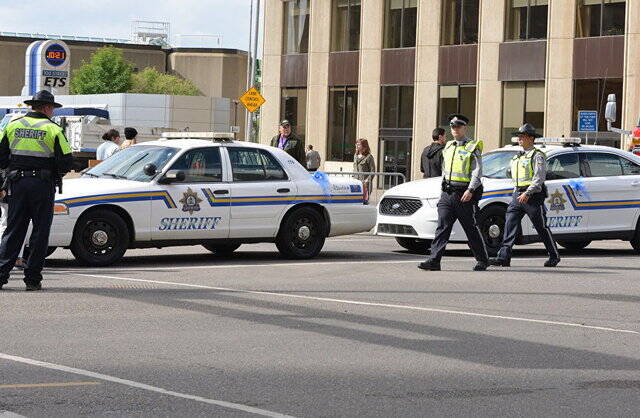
(1, 236), (639, 417)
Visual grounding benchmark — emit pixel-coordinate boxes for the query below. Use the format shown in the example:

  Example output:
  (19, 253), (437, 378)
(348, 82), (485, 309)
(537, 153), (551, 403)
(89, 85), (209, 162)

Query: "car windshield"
(482, 151), (519, 179)
(85, 145), (179, 182)
(0, 115), (13, 131)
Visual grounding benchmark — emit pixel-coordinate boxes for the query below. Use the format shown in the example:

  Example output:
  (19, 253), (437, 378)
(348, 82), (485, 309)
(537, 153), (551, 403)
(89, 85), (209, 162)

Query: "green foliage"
(70, 46), (133, 94)
(130, 68), (201, 96)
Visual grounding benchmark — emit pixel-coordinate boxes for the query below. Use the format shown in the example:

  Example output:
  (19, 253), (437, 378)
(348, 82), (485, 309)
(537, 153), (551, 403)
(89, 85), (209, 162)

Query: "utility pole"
(246, 0), (261, 142)
(244, 0), (254, 141)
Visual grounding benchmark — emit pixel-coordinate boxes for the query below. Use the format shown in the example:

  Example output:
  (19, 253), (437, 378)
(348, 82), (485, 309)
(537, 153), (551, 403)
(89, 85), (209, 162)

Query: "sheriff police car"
(50, 133), (375, 266)
(376, 138), (640, 255)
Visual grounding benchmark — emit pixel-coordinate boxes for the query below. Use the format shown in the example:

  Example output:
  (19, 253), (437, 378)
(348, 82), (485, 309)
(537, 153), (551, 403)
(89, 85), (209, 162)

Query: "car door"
(536, 151), (589, 235)
(226, 146), (296, 238)
(151, 147), (231, 240)
(580, 151), (640, 233)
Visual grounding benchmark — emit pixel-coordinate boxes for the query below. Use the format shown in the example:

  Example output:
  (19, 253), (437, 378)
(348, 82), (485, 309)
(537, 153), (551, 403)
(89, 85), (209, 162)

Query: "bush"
(70, 46), (133, 94)
(130, 68), (201, 96)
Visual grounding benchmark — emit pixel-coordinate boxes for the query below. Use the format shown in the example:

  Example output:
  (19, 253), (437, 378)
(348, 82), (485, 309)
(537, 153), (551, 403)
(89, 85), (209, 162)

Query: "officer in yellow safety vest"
(489, 123), (560, 268)
(0, 90), (73, 291)
(419, 114), (489, 272)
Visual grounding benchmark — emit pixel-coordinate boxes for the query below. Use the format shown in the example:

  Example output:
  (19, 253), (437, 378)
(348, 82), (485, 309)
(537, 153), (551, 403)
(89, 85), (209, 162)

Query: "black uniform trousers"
(496, 191), (559, 262)
(0, 176), (55, 285)
(428, 189), (488, 264)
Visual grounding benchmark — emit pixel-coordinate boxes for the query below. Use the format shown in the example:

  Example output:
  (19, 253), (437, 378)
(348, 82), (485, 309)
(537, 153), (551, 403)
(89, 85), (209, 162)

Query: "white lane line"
(75, 273), (640, 336)
(0, 411), (27, 418)
(0, 353), (294, 418)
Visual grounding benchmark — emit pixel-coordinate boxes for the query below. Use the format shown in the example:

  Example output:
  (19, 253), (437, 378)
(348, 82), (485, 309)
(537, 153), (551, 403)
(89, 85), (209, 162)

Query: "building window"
(331, 0), (361, 51)
(501, 81), (545, 145)
(281, 88), (307, 140)
(573, 79), (623, 132)
(383, 0), (418, 48)
(283, 0), (311, 54)
(380, 86), (414, 129)
(438, 84), (476, 138)
(328, 87), (358, 161)
(506, 0), (548, 41)
(576, 0), (626, 37)
(441, 0), (480, 45)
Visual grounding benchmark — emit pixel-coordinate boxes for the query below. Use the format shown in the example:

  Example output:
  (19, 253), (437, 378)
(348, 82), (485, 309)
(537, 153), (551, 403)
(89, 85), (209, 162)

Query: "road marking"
(0, 411), (27, 418)
(75, 273), (640, 335)
(0, 382), (100, 389)
(0, 353), (294, 418)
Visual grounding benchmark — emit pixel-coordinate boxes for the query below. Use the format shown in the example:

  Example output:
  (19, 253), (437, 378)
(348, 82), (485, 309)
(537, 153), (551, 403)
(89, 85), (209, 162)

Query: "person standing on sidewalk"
(420, 128), (446, 178)
(305, 144), (321, 171)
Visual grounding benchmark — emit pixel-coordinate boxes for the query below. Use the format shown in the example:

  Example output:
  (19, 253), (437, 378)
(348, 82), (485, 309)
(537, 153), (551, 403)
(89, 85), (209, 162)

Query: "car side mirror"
(159, 169), (186, 184)
(143, 163), (157, 177)
(605, 94), (617, 123)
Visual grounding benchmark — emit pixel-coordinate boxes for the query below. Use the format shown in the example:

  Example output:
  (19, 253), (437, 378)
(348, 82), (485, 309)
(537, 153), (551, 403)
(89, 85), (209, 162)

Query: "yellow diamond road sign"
(239, 87), (266, 113)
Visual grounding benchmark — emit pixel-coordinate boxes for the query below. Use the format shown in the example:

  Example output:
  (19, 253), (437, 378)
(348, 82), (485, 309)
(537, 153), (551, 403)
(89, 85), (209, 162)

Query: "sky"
(0, 0), (260, 52)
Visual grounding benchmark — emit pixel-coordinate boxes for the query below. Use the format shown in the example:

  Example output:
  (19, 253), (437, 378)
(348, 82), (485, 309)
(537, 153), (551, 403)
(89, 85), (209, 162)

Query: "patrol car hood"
(383, 177), (444, 200)
(382, 176), (514, 200)
(56, 177), (150, 201)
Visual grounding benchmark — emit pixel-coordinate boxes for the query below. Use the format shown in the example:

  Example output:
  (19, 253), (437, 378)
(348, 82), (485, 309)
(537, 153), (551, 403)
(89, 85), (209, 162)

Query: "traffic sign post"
(239, 87), (266, 113)
(578, 110), (598, 144)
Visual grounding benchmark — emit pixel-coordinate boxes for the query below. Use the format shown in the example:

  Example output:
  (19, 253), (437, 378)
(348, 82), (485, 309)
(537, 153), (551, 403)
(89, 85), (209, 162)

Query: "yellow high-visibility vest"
(511, 148), (545, 187)
(442, 139), (483, 183)
(4, 116), (71, 158)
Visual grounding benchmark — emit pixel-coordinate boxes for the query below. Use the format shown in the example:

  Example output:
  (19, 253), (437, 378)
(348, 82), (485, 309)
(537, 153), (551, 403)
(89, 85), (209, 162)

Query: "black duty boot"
(25, 282), (42, 291)
(473, 261), (488, 271)
(488, 257), (510, 267)
(418, 260), (441, 271)
(544, 257), (561, 267)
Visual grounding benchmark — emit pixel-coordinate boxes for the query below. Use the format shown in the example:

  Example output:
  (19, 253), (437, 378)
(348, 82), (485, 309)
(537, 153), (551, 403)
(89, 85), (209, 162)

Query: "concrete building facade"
(0, 35), (248, 137)
(261, 0), (639, 179)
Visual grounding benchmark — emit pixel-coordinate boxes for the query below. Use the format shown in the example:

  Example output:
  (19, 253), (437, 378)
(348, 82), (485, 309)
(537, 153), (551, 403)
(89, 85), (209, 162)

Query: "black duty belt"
(442, 183), (469, 193)
(515, 186), (529, 192)
(9, 169), (53, 180)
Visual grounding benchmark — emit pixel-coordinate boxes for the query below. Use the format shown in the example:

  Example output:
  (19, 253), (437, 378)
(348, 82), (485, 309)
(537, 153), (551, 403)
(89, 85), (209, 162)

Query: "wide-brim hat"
(512, 123), (542, 138)
(24, 90), (63, 108)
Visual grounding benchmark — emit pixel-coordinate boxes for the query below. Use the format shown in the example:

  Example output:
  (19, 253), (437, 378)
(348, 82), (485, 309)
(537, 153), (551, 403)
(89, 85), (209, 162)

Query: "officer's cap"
(447, 114), (469, 127)
(512, 123), (542, 138)
(24, 90), (63, 108)
(280, 119), (291, 127)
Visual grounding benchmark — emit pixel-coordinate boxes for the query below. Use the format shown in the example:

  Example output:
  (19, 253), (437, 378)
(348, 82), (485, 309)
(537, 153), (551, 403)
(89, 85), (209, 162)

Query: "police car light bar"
(160, 132), (235, 142)
(535, 137), (582, 146)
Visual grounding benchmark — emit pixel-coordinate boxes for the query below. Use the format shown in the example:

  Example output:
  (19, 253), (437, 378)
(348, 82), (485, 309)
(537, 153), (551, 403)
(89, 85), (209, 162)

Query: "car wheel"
(631, 228), (640, 254)
(477, 205), (506, 257)
(202, 243), (241, 255)
(70, 209), (129, 266)
(276, 207), (326, 259)
(395, 237), (431, 254)
(558, 240), (591, 251)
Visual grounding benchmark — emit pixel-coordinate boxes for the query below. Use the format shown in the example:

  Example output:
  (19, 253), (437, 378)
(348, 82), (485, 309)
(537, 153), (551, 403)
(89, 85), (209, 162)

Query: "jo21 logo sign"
(22, 40), (71, 95)
(45, 44), (67, 67)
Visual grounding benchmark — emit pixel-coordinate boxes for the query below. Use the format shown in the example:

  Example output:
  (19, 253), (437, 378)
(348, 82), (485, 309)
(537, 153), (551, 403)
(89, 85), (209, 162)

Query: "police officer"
(0, 90), (73, 291)
(489, 123), (560, 268)
(419, 114), (489, 271)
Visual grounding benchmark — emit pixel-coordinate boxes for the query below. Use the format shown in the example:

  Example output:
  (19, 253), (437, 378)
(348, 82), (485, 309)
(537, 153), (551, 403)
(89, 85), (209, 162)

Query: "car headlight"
(53, 202), (69, 215)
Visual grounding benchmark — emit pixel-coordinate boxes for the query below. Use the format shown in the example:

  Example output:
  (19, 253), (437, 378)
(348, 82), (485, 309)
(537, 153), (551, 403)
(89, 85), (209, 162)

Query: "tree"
(130, 68), (201, 96)
(70, 46), (133, 94)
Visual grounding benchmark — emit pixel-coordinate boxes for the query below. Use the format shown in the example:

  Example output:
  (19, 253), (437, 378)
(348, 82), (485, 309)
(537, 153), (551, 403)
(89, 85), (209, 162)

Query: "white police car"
(50, 133), (375, 266)
(376, 138), (640, 255)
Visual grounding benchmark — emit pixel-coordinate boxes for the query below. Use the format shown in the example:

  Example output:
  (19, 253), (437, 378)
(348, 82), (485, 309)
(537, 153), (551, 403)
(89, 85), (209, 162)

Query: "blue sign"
(578, 111), (598, 132)
(45, 44), (67, 67)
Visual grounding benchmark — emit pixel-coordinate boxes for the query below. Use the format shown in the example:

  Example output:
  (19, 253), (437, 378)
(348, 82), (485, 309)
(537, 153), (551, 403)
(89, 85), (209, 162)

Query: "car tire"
(558, 240), (591, 251)
(202, 243), (241, 255)
(631, 226), (640, 254)
(70, 209), (129, 267)
(276, 206), (326, 259)
(395, 237), (431, 254)
(477, 205), (507, 257)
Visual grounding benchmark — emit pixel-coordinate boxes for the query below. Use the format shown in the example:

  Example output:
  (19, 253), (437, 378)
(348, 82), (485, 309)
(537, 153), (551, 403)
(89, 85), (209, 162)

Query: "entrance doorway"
(379, 131), (412, 188)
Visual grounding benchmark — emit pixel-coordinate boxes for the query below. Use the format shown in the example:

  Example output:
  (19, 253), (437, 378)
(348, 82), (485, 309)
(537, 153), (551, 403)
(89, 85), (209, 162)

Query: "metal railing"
(322, 171), (406, 205)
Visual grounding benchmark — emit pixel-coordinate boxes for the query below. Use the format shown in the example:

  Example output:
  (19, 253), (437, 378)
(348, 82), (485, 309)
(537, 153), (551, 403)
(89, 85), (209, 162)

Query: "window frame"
(546, 151), (586, 180)
(283, 0), (311, 54)
(327, 85), (359, 162)
(505, 0), (549, 41)
(440, 0), (480, 46)
(380, 85), (415, 129)
(383, 0), (418, 49)
(227, 147), (290, 183)
(167, 147), (225, 184)
(501, 80), (545, 145)
(581, 151), (640, 177)
(576, 0), (626, 38)
(331, 0), (361, 52)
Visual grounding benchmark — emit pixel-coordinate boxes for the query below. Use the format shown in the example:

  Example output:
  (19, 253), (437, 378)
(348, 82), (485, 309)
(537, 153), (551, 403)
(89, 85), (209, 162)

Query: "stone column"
(545, 0), (576, 138)
(355, 0), (384, 169)
(412, 0), (442, 179)
(305, 0), (331, 160)
(475, 0), (506, 150)
(623, 0), (640, 148)
(260, 0), (284, 145)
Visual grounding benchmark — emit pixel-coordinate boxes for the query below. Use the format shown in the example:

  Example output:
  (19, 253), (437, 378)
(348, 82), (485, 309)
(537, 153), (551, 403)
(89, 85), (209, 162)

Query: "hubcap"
(297, 225), (311, 241)
(488, 224), (501, 239)
(92, 230), (109, 246)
